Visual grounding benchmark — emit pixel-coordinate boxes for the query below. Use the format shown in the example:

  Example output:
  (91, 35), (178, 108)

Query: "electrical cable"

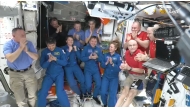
(117, 7), (122, 16)
(118, 3), (171, 25)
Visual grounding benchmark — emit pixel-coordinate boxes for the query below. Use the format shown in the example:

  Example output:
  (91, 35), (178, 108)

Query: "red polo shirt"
(125, 31), (149, 53)
(149, 40), (156, 58)
(125, 49), (146, 75)
(149, 40), (165, 79)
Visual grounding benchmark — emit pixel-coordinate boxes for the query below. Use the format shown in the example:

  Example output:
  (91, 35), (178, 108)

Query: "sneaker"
(79, 94), (84, 107)
(93, 97), (101, 105)
(87, 92), (92, 98)
(83, 93), (89, 98)
(80, 94), (84, 100)
(103, 105), (107, 107)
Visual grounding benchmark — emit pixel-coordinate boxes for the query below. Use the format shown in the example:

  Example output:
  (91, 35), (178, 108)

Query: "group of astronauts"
(3, 18), (160, 107)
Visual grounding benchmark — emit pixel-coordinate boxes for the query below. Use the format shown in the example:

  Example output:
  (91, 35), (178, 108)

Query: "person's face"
(131, 22), (141, 33)
(109, 44), (116, 53)
(147, 28), (155, 41)
(89, 21), (95, 29)
(74, 23), (81, 31)
(47, 43), (56, 51)
(128, 40), (138, 53)
(89, 38), (97, 48)
(13, 30), (26, 42)
(51, 20), (59, 29)
(66, 37), (74, 46)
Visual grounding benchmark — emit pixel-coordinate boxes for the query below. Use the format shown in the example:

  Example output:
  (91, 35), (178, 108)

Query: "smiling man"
(124, 21), (149, 53)
(3, 27), (38, 107)
(37, 37), (70, 107)
(116, 40), (146, 107)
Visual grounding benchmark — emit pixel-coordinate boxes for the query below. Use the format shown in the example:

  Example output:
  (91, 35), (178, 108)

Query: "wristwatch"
(129, 67), (132, 71)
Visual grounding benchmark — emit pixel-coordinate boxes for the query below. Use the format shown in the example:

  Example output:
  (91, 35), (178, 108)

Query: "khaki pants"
(9, 68), (37, 107)
(124, 74), (147, 90)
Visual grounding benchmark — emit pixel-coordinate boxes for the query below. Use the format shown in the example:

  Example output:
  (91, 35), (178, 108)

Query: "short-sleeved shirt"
(125, 31), (149, 53)
(125, 49), (145, 75)
(85, 29), (102, 46)
(68, 28), (85, 49)
(3, 39), (37, 70)
(149, 40), (164, 79)
(149, 40), (156, 58)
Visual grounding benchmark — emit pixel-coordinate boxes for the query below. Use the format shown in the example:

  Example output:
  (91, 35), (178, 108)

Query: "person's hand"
(73, 33), (76, 39)
(109, 57), (113, 64)
(126, 34), (132, 42)
(73, 46), (77, 51)
(97, 26), (101, 34)
(120, 61), (126, 70)
(135, 52), (148, 61)
(124, 62), (131, 70)
(75, 34), (80, 40)
(48, 54), (53, 62)
(90, 29), (93, 36)
(24, 46), (28, 53)
(68, 46), (73, 52)
(91, 53), (98, 59)
(59, 25), (62, 32)
(56, 27), (60, 33)
(120, 61), (130, 70)
(89, 53), (93, 59)
(105, 57), (110, 65)
(51, 55), (57, 61)
(19, 38), (27, 50)
(131, 31), (138, 39)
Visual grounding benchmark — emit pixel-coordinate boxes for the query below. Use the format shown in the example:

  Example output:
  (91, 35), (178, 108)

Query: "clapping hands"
(120, 61), (130, 70)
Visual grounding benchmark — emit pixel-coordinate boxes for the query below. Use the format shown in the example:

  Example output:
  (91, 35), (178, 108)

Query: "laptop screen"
(156, 40), (181, 64)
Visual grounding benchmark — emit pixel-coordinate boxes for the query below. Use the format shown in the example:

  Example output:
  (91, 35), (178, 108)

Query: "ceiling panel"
(48, 1), (87, 22)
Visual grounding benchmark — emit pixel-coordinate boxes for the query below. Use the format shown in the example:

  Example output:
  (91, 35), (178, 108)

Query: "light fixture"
(87, 1), (96, 9)
(87, 1), (134, 12)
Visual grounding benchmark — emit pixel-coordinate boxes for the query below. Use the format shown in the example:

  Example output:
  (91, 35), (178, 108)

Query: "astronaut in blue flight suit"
(61, 36), (86, 100)
(85, 19), (102, 47)
(100, 40), (122, 107)
(81, 36), (103, 104)
(37, 37), (70, 107)
(68, 21), (85, 49)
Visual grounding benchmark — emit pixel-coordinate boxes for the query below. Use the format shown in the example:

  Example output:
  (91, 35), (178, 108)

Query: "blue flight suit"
(61, 45), (86, 95)
(100, 53), (122, 107)
(38, 47), (70, 107)
(84, 29), (102, 47)
(81, 44), (103, 97)
(68, 28), (85, 49)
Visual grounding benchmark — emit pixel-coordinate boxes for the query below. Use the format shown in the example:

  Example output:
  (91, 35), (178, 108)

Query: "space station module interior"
(0, 1), (190, 107)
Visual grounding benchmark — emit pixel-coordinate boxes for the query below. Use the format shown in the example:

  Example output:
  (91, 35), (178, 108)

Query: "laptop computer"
(143, 40), (181, 72)
(176, 66), (190, 87)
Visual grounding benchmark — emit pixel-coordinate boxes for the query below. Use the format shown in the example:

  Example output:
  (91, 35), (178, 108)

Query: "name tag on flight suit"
(88, 49), (92, 53)
(54, 52), (60, 55)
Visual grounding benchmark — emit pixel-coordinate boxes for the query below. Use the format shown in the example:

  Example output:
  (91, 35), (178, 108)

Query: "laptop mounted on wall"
(143, 40), (181, 72)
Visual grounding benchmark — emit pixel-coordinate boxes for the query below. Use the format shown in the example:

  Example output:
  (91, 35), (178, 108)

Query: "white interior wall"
(0, 16), (18, 91)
